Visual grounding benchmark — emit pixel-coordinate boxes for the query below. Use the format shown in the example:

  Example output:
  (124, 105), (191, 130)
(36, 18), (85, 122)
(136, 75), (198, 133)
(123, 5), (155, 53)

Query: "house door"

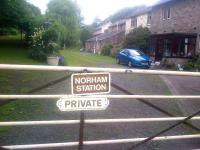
(155, 39), (164, 61)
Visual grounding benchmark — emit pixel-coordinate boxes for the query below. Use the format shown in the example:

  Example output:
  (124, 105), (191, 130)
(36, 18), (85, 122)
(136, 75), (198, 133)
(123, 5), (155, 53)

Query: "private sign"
(57, 97), (109, 111)
(71, 72), (111, 95)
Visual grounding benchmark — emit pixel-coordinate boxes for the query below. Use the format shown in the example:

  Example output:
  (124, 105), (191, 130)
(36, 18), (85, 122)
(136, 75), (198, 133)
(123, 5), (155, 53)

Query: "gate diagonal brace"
(111, 82), (200, 133)
(127, 109), (200, 150)
(0, 74), (72, 106)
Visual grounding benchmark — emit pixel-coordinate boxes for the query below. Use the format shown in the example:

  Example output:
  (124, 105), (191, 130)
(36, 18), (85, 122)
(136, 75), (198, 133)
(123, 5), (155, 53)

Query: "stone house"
(150, 0), (200, 65)
(108, 20), (126, 33)
(85, 8), (151, 54)
(125, 7), (152, 34)
(85, 20), (126, 53)
(93, 22), (112, 36)
(85, 31), (125, 54)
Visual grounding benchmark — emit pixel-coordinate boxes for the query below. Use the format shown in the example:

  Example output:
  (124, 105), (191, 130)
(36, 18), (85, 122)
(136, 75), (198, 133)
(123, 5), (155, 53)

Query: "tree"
(46, 0), (81, 47)
(0, 0), (42, 42)
(123, 27), (151, 54)
(91, 17), (102, 28)
(80, 25), (94, 47)
(0, 0), (41, 28)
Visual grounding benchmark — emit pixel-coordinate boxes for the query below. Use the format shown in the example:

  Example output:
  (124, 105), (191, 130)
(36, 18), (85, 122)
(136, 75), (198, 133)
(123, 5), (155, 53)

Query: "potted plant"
(47, 42), (60, 66)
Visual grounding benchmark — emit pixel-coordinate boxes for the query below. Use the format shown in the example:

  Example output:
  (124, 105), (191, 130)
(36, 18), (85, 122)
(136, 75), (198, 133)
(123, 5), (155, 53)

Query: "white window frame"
(162, 7), (171, 20)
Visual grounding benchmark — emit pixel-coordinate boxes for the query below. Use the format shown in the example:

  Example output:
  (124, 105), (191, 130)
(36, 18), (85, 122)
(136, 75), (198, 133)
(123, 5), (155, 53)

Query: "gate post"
(78, 111), (85, 150)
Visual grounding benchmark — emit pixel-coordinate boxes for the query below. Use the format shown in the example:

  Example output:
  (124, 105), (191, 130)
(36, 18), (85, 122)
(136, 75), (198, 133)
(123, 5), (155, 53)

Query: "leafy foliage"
(91, 17), (102, 28)
(0, 0), (41, 30)
(28, 27), (60, 61)
(46, 0), (81, 47)
(123, 27), (151, 53)
(184, 55), (200, 71)
(101, 44), (113, 56)
(80, 25), (94, 47)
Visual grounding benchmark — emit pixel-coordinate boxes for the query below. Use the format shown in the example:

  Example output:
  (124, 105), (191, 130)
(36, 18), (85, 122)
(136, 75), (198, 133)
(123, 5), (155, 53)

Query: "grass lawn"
(61, 48), (115, 66)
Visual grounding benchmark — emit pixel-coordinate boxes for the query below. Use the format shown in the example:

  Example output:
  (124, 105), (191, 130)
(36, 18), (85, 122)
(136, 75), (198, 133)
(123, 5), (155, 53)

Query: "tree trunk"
(20, 27), (23, 44)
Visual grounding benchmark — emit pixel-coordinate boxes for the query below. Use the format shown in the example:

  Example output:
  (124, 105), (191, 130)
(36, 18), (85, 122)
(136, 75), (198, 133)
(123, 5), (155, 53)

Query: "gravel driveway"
(0, 63), (200, 150)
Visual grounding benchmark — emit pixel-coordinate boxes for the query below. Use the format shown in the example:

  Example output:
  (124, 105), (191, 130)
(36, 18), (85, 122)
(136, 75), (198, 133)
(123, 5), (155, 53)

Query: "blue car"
(116, 49), (151, 68)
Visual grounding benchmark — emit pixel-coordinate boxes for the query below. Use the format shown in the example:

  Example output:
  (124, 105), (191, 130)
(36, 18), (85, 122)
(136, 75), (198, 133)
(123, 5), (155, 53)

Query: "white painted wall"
(93, 22), (112, 36)
(101, 22), (112, 33)
(137, 13), (148, 27)
(125, 13), (150, 34)
(125, 18), (132, 34)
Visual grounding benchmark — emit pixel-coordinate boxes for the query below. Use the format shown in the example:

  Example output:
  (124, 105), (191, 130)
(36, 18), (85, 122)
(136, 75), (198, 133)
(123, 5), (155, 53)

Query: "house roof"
(87, 31), (125, 42)
(126, 7), (152, 19)
(109, 20), (126, 27)
(153, 0), (174, 7)
(151, 32), (197, 37)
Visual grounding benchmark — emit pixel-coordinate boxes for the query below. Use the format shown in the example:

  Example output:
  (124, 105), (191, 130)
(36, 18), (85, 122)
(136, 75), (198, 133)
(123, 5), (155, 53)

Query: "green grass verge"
(60, 48), (115, 66)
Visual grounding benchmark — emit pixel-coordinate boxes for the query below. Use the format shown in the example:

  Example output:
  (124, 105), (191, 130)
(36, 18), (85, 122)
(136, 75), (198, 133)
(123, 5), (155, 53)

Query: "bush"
(184, 55), (200, 71)
(28, 27), (60, 61)
(123, 27), (151, 54)
(101, 44), (113, 56)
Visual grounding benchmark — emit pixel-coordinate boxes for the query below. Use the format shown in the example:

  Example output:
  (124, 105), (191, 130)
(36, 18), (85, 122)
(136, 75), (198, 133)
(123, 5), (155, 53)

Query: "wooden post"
(78, 111), (85, 150)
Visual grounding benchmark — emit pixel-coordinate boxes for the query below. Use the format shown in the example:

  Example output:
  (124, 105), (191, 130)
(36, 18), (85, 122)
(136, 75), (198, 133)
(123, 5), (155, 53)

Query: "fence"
(0, 64), (200, 150)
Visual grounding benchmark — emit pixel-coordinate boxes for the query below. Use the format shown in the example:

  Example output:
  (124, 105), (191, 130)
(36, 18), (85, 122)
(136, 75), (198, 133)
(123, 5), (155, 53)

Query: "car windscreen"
(129, 50), (144, 56)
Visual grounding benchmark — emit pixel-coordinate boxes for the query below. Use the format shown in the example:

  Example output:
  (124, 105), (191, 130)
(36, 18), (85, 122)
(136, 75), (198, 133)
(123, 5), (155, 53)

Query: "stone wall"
(151, 0), (200, 34)
(151, 0), (200, 56)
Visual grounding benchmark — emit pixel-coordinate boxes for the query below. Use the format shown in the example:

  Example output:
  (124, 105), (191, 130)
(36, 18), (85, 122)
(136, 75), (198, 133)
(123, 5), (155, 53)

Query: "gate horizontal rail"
(1, 64), (200, 149)
(0, 94), (200, 99)
(0, 117), (200, 126)
(1, 64), (200, 76)
(3, 134), (200, 149)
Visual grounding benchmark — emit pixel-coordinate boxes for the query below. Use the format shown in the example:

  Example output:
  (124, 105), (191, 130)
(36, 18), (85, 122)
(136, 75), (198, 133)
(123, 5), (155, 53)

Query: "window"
(163, 39), (171, 57)
(163, 7), (171, 19)
(129, 50), (144, 56)
(131, 17), (137, 28)
(121, 49), (129, 55)
(147, 14), (151, 25)
(174, 37), (196, 58)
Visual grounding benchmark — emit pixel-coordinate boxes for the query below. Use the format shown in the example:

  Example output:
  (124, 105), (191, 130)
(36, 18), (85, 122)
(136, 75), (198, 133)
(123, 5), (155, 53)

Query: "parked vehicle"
(116, 49), (151, 68)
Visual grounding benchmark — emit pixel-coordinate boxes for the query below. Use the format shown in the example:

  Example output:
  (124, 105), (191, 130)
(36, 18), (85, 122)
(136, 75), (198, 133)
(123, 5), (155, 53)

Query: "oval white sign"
(57, 97), (109, 111)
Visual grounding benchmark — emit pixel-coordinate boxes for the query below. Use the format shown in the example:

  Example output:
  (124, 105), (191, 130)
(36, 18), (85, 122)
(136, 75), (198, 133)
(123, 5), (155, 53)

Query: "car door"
(120, 49), (129, 64)
(123, 49), (130, 64)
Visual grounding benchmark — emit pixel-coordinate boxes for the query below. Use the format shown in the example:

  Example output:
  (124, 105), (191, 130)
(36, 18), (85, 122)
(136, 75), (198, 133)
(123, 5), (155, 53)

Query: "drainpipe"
(94, 37), (98, 54)
(197, 34), (200, 55)
(196, 27), (200, 55)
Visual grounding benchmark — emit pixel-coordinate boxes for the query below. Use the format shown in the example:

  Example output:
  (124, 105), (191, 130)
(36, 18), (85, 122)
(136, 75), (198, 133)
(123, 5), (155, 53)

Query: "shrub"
(28, 27), (60, 61)
(184, 55), (200, 71)
(101, 44), (113, 56)
(123, 27), (151, 54)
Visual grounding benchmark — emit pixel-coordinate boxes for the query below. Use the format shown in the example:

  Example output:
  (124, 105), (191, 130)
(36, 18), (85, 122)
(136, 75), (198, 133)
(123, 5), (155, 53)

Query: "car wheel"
(117, 58), (120, 64)
(128, 61), (132, 68)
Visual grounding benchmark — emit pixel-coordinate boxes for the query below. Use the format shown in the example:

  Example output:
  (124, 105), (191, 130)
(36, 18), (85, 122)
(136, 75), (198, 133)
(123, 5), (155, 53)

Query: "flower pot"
(47, 56), (59, 66)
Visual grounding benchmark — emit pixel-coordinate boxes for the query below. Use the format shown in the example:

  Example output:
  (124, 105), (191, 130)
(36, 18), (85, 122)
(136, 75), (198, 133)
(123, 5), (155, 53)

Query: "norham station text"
(74, 76), (108, 92)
